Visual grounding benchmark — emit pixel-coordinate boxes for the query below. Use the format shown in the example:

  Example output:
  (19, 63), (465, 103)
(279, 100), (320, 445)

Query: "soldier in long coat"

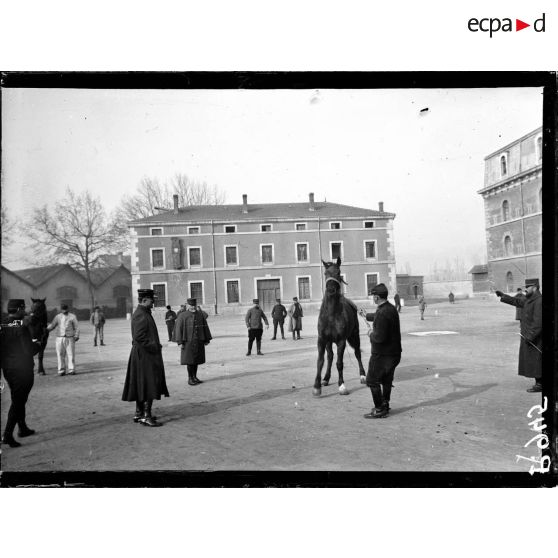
(288, 297), (303, 339)
(495, 278), (542, 392)
(122, 289), (169, 426)
(173, 298), (212, 386)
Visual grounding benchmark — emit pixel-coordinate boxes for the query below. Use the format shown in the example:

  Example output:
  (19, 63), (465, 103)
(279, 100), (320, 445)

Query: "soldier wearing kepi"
(174, 298), (212, 386)
(122, 289), (169, 426)
(1, 299), (40, 447)
(245, 299), (269, 356)
(363, 283), (402, 419)
(495, 278), (542, 392)
(270, 298), (287, 340)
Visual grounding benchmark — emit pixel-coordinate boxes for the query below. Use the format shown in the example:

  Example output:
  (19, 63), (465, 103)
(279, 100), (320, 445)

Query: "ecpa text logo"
(468, 13), (546, 38)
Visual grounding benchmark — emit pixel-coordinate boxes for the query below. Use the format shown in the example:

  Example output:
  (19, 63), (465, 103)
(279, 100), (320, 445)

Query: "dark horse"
(313, 257), (366, 396)
(29, 298), (50, 375)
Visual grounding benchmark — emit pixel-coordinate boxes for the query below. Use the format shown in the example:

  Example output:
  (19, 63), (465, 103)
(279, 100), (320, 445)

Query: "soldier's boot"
(256, 339), (264, 356)
(140, 400), (161, 427)
(133, 401), (143, 423)
(187, 368), (197, 386)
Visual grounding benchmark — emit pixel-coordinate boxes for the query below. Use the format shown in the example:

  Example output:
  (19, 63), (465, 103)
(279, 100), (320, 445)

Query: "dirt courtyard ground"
(1, 296), (546, 476)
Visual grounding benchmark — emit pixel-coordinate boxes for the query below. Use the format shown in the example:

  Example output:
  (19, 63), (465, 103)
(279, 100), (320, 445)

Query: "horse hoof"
(339, 385), (349, 395)
(321, 381), (329, 387)
(360, 375), (366, 384)
(312, 388), (322, 397)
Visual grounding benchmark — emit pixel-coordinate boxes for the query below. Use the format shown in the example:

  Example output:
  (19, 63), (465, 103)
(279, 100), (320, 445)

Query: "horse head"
(322, 257), (347, 288)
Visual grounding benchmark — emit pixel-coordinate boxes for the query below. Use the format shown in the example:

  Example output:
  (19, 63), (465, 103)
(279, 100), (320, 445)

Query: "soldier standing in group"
(245, 299), (269, 356)
(90, 305), (106, 346)
(418, 295), (427, 320)
(164, 305), (177, 342)
(363, 283), (402, 419)
(174, 298), (212, 386)
(288, 297), (304, 340)
(270, 298), (287, 340)
(122, 289), (169, 427)
(1, 299), (40, 447)
(495, 278), (542, 393)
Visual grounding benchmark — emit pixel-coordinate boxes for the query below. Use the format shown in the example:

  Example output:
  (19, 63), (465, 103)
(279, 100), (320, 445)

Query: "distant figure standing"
(394, 292), (401, 313)
(46, 304), (80, 375)
(418, 296), (427, 320)
(288, 297), (304, 340)
(122, 289), (169, 426)
(90, 306), (106, 346)
(245, 299), (269, 356)
(271, 298), (287, 340)
(164, 305), (177, 342)
(448, 292), (455, 304)
(514, 288), (526, 321)
(174, 298), (212, 386)
(495, 279), (542, 393)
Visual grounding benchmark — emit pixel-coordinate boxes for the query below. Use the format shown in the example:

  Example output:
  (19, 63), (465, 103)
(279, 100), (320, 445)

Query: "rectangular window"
(225, 245), (238, 265)
(190, 282), (203, 303)
(151, 249), (164, 269)
(152, 284), (166, 307)
(298, 277), (310, 300)
(296, 243), (308, 262)
(224, 225), (237, 233)
(261, 224), (272, 232)
(365, 241), (376, 259)
(364, 221), (375, 228)
(331, 242), (342, 260)
(366, 274), (379, 296)
(226, 280), (240, 303)
(330, 222), (341, 230)
(261, 244), (273, 264)
(189, 247), (201, 267)
(295, 223), (307, 231)
(188, 226), (200, 234)
(150, 227), (163, 235)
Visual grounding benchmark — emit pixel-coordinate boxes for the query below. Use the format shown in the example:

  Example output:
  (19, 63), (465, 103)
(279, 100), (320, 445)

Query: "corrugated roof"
(13, 264), (73, 286)
(469, 264), (488, 274)
(128, 201), (394, 225)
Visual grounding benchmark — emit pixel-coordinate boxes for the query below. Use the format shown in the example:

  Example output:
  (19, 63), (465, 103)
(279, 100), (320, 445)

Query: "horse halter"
(325, 276), (342, 287)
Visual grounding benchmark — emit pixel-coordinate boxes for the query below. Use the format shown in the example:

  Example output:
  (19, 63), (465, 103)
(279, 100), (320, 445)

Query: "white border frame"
(150, 247), (166, 270)
(329, 221), (342, 230)
(224, 224), (237, 233)
(295, 241), (310, 263)
(260, 223), (273, 232)
(363, 239), (377, 261)
(329, 240), (344, 261)
(150, 281), (168, 307)
(224, 278), (241, 304)
(296, 274), (312, 300)
(188, 245), (203, 269)
(224, 244), (239, 267)
(294, 222), (307, 231)
(364, 272), (380, 296)
(188, 279), (205, 305)
(253, 275), (283, 301)
(260, 242), (274, 265)
(187, 225), (201, 234)
(150, 226), (163, 236)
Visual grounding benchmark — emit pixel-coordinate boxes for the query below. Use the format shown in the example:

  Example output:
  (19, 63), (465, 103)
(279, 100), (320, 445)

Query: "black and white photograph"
(1, 74), (555, 487)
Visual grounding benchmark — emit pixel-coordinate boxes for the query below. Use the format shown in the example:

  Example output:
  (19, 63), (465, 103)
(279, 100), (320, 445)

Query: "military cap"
(253, 299), (260, 304)
(524, 278), (540, 288)
(371, 283), (389, 297)
(187, 298), (197, 306)
(137, 288), (156, 300)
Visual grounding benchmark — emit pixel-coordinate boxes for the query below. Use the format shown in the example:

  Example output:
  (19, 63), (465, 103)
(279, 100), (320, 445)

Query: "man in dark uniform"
(394, 292), (401, 313)
(245, 299), (269, 356)
(1, 299), (40, 447)
(174, 298), (212, 386)
(513, 288), (526, 322)
(270, 298), (287, 340)
(363, 283), (402, 419)
(164, 305), (177, 342)
(122, 289), (169, 427)
(495, 278), (542, 392)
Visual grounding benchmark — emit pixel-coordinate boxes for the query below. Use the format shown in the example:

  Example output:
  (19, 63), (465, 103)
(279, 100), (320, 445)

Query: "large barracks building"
(129, 193), (396, 314)
(478, 127), (542, 292)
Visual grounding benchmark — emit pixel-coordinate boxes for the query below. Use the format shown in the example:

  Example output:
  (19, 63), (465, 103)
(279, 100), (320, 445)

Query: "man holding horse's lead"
(363, 283), (402, 419)
(47, 303), (80, 376)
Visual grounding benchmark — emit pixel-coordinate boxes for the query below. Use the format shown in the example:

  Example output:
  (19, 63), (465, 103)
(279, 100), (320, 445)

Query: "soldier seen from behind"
(245, 298), (269, 356)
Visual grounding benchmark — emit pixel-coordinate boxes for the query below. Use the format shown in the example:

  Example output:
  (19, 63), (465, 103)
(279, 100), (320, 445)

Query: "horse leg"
(313, 338), (326, 396)
(349, 332), (367, 384)
(322, 342), (334, 386)
(38, 348), (46, 375)
(336, 340), (349, 395)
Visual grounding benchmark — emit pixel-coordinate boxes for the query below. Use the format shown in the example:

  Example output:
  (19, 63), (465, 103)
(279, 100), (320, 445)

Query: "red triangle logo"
(516, 19), (530, 31)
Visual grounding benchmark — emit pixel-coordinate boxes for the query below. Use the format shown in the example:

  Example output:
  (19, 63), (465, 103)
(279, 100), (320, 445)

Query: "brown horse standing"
(313, 258), (366, 396)
(29, 298), (49, 375)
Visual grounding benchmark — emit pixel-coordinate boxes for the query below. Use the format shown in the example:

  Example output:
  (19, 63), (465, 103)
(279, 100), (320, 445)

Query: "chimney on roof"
(173, 194), (179, 215)
(379, 201), (384, 212)
(309, 192), (315, 211)
(242, 194), (248, 214)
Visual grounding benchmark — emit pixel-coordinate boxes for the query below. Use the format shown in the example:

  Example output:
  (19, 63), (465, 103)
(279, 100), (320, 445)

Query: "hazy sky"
(1, 86), (542, 274)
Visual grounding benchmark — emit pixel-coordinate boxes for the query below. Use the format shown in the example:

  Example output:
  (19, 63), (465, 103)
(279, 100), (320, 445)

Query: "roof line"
(483, 126), (542, 160)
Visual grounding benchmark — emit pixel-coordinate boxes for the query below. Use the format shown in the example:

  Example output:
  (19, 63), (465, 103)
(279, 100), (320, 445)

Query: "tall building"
(129, 193), (397, 313)
(478, 127), (542, 292)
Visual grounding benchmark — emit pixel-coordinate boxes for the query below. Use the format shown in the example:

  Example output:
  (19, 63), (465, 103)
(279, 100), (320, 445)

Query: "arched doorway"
(413, 285), (418, 299)
(506, 271), (513, 293)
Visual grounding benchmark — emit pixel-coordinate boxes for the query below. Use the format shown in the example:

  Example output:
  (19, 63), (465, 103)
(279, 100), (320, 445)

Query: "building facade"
(129, 194), (397, 313)
(478, 127), (542, 292)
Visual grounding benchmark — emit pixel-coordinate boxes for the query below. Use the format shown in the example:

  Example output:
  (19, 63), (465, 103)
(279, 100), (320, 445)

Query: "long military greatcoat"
(122, 304), (169, 401)
(174, 309), (212, 365)
(499, 291), (542, 378)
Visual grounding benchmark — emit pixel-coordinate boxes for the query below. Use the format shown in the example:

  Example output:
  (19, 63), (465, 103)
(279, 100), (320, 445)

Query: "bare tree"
(27, 188), (126, 309)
